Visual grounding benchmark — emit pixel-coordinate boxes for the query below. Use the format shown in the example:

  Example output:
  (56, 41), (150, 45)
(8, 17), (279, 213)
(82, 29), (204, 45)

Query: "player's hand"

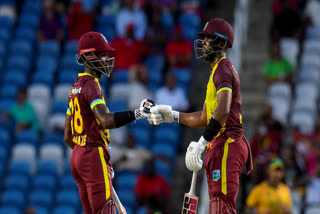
(185, 141), (206, 171)
(150, 105), (179, 125)
(134, 99), (156, 120)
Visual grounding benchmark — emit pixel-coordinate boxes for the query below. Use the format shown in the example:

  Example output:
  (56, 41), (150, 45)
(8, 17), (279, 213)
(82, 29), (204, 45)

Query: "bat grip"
(188, 171), (198, 196)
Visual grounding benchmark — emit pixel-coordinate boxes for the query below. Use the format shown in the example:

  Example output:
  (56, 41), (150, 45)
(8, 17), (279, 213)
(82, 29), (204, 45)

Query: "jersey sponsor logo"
(71, 87), (82, 95)
(212, 169), (221, 182)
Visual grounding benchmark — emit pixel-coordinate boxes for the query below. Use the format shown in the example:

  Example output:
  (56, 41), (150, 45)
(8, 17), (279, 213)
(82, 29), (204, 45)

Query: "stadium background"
(0, 0), (319, 214)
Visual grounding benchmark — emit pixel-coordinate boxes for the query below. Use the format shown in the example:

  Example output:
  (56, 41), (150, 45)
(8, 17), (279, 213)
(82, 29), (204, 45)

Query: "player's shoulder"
(215, 58), (234, 74)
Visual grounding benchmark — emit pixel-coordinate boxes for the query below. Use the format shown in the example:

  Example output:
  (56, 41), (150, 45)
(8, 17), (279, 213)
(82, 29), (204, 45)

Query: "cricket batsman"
(150, 18), (253, 213)
(64, 31), (156, 214)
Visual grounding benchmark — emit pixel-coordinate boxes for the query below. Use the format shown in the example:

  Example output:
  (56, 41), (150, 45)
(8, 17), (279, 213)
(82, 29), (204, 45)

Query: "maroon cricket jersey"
(205, 57), (243, 145)
(66, 73), (110, 147)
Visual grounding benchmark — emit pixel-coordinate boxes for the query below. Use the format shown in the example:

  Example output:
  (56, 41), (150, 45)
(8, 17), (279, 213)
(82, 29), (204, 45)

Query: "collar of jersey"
(78, 72), (98, 80)
(211, 56), (226, 74)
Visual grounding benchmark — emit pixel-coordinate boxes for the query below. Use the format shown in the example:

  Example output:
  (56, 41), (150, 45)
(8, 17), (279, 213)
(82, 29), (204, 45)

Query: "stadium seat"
(38, 40), (60, 57)
(300, 53), (320, 69)
(48, 113), (66, 134)
(57, 70), (78, 84)
(54, 84), (72, 101)
(161, 11), (174, 33)
(16, 129), (38, 145)
(293, 98), (317, 115)
(29, 190), (53, 207)
(0, 206), (20, 214)
(32, 71), (55, 86)
(108, 99), (128, 112)
(65, 41), (78, 55)
(37, 160), (58, 176)
(56, 190), (80, 207)
(0, 84), (19, 99)
(1, 190), (24, 207)
(109, 126), (128, 145)
(43, 130), (64, 144)
(28, 84), (51, 102)
(0, 99), (15, 113)
(268, 82), (292, 101)
(0, 16), (14, 29)
(4, 70), (27, 87)
(112, 70), (129, 83)
(11, 143), (36, 171)
(14, 27), (36, 42)
(116, 189), (136, 208)
(290, 111), (315, 135)
(60, 54), (81, 71)
(9, 161), (31, 176)
(0, 128), (10, 148)
(60, 174), (78, 190)
(129, 126), (152, 148)
(298, 68), (320, 84)
(152, 144), (175, 160)
(155, 159), (171, 180)
(30, 99), (50, 129)
(4, 174), (29, 192)
(19, 13), (39, 28)
(51, 100), (69, 114)
(33, 174), (57, 191)
(154, 128), (180, 145)
(53, 206), (76, 214)
(34, 206), (49, 214)
(40, 144), (64, 173)
(173, 68), (192, 85)
(22, 1), (42, 15)
(305, 206), (320, 214)
(110, 83), (130, 100)
(117, 172), (137, 190)
(280, 38), (299, 68)
(296, 82), (318, 101)
(0, 146), (7, 162)
(9, 40), (33, 56)
(0, 30), (10, 43)
(36, 56), (58, 73)
(98, 14), (116, 27)
(136, 206), (147, 214)
(306, 26), (320, 39)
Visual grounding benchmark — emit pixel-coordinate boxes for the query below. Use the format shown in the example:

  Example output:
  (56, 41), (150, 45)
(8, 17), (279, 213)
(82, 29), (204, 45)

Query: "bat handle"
(113, 188), (127, 214)
(188, 171), (198, 197)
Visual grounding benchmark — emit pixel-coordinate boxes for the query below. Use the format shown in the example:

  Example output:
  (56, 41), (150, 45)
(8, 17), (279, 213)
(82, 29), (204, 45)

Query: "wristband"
(172, 111), (180, 123)
(202, 118), (222, 142)
(114, 111), (135, 128)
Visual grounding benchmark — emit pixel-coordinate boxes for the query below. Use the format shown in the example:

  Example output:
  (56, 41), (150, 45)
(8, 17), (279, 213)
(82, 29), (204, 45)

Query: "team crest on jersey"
(212, 170), (220, 182)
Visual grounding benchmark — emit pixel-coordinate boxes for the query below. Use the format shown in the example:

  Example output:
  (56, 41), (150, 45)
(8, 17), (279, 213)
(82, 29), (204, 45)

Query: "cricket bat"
(113, 188), (127, 214)
(182, 171), (199, 214)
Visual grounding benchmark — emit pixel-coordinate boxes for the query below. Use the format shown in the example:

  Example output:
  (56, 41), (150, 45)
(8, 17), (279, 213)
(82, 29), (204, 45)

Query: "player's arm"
(179, 102), (207, 127)
(64, 114), (74, 149)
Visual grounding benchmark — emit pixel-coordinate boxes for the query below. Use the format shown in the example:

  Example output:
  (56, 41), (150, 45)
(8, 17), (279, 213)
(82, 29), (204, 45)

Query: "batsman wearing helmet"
(150, 18), (253, 213)
(64, 31), (157, 214)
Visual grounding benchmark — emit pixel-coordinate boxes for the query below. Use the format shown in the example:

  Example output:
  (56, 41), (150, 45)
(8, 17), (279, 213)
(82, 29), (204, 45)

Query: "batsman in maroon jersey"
(150, 18), (253, 214)
(64, 31), (157, 214)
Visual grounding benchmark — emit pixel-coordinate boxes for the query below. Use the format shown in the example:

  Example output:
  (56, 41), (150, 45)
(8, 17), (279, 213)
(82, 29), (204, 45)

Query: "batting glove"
(150, 105), (179, 125)
(134, 99), (156, 120)
(185, 137), (208, 171)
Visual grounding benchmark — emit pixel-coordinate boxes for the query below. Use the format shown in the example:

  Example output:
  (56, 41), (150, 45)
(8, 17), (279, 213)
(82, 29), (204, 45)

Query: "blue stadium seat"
(98, 14), (116, 27)
(36, 56), (58, 73)
(0, 42), (6, 57)
(44, 131), (64, 144)
(112, 70), (129, 83)
(33, 174), (57, 191)
(65, 41), (78, 55)
(0, 16), (14, 29)
(0, 206), (20, 214)
(60, 54), (81, 71)
(108, 99), (128, 112)
(39, 41), (59, 58)
(0, 29), (10, 42)
(4, 174), (29, 192)
(129, 127), (152, 148)
(22, 1), (42, 15)
(161, 12), (174, 33)
(0, 146), (7, 162)
(7, 55), (31, 71)
(1, 190), (25, 207)
(9, 161), (31, 176)
(51, 100), (68, 114)
(14, 27), (36, 42)
(53, 206), (76, 214)
(37, 160), (58, 176)
(32, 71), (54, 86)
(34, 206), (49, 214)
(145, 56), (165, 84)
(19, 13), (39, 28)
(58, 70), (78, 84)
(29, 190), (53, 207)
(173, 68), (192, 84)
(60, 174), (78, 190)
(0, 99), (15, 113)
(151, 144), (175, 160)
(4, 71), (27, 87)
(155, 159), (171, 180)
(154, 127), (180, 145)
(117, 173), (137, 190)
(10, 40), (33, 56)
(16, 129), (38, 145)
(116, 189), (136, 208)
(0, 84), (19, 99)
(0, 128), (10, 148)
(179, 13), (200, 29)
(56, 190), (80, 207)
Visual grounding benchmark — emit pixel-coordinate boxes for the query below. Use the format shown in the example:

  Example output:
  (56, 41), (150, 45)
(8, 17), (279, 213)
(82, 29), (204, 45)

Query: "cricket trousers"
(71, 145), (115, 214)
(204, 135), (252, 214)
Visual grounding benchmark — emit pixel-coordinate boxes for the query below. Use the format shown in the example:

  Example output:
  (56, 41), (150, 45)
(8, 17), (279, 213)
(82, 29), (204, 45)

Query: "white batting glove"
(185, 137), (208, 171)
(134, 99), (156, 120)
(150, 105), (179, 125)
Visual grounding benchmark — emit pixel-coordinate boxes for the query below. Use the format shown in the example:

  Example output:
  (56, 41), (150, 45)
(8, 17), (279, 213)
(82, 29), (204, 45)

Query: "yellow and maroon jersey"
(205, 57), (243, 141)
(66, 73), (110, 147)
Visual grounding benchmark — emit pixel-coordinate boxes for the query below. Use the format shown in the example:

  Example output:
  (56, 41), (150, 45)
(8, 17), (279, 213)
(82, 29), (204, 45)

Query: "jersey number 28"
(69, 97), (84, 134)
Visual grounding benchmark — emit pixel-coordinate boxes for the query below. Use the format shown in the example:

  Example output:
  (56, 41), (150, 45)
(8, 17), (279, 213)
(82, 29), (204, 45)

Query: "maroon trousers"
(71, 145), (113, 214)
